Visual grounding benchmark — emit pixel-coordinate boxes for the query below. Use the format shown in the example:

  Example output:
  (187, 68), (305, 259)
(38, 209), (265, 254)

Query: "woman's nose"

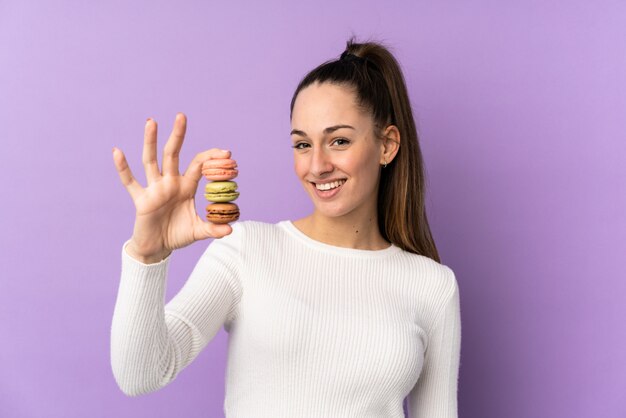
(310, 146), (333, 177)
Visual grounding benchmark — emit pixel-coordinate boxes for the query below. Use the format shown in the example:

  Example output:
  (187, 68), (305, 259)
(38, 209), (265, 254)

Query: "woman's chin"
(311, 203), (352, 220)
(307, 194), (374, 221)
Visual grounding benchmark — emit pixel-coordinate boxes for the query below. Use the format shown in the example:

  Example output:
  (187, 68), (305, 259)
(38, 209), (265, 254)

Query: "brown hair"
(289, 37), (441, 263)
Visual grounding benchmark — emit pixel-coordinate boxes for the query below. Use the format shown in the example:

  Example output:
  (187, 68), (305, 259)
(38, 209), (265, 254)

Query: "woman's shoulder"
(395, 250), (458, 293)
(231, 219), (287, 235)
(227, 219), (291, 245)
(393, 252), (460, 329)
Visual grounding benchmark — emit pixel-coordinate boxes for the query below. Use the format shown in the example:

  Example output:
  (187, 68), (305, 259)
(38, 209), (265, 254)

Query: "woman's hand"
(113, 113), (233, 263)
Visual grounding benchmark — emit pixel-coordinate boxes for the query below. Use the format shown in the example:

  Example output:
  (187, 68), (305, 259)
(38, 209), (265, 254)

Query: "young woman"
(111, 39), (461, 417)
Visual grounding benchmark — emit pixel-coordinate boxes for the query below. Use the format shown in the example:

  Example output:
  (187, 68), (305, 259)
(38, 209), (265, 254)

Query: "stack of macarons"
(202, 157), (240, 224)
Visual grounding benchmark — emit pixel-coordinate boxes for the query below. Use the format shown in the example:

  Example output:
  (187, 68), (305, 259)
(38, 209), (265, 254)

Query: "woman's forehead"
(291, 82), (373, 133)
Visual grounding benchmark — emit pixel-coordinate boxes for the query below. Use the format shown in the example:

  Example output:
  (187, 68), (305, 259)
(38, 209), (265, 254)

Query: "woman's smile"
(311, 179), (347, 199)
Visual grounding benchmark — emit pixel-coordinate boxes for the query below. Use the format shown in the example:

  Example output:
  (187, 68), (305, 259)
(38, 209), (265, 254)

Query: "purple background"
(1, 1), (624, 417)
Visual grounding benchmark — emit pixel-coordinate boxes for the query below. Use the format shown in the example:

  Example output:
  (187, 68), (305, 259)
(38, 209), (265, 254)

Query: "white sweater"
(111, 220), (461, 417)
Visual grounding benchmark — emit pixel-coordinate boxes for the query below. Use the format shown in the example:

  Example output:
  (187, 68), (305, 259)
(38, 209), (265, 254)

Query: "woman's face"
(290, 81), (384, 220)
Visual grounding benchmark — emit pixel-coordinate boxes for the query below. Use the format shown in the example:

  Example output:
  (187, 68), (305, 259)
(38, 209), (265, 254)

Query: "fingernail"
(221, 149), (229, 153)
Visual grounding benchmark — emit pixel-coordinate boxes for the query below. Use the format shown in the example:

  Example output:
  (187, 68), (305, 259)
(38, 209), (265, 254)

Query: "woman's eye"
(332, 138), (350, 146)
(292, 142), (310, 150)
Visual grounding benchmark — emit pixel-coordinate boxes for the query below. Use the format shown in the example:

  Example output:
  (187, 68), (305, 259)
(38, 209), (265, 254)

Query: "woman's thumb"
(196, 221), (233, 240)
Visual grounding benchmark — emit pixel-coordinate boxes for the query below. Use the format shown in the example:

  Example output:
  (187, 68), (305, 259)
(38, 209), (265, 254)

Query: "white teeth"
(315, 180), (345, 191)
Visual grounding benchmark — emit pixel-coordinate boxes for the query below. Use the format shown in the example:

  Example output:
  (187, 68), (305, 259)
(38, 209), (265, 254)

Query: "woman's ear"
(380, 125), (401, 165)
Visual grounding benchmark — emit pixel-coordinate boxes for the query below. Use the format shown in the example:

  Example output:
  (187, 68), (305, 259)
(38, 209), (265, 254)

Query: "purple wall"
(1, 1), (624, 417)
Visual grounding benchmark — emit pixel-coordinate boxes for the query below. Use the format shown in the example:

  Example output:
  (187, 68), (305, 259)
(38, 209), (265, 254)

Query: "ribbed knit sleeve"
(110, 222), (243, 397)
(407, 268), (461, 418)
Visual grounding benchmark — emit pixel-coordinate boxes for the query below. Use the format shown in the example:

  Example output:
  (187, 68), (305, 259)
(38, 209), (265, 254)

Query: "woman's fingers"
(162, 113), (187, 177)
(112, 147), (143, 200)
(184, 148), (232, 184)
(142, 118), (160, 184)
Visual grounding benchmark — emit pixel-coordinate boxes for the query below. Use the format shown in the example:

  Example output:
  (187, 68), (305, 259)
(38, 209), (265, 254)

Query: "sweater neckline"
(278, 220), (402, 258)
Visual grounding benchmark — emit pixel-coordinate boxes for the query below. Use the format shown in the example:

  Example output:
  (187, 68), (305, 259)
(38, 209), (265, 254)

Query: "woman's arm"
(110, 222), (243, 397)
(110, 113), (241, 396)
(408, 270), (462, 417)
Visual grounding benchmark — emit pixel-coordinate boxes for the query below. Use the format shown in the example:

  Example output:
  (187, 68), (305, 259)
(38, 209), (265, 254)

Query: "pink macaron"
(202, 158), (238, 181)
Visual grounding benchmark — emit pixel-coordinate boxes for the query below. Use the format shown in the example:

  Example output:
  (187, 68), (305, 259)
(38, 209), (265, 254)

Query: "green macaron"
(204, 181), (239, 203)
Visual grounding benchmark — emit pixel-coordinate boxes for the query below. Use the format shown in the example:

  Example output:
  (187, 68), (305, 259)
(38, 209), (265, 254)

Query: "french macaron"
(202, 158), (238, 181)
(206, 202), (240, 224)
(204, 181), (239, 203)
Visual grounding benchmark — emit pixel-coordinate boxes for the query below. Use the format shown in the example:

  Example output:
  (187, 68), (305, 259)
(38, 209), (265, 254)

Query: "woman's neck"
(292, 210), (390, 251)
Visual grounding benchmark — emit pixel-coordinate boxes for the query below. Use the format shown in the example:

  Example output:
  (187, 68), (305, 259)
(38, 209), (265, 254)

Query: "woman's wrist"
(125, 239), (172, 264)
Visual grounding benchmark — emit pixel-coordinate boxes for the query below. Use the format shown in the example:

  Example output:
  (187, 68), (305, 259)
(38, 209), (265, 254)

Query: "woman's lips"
(311, 180), (345, 199)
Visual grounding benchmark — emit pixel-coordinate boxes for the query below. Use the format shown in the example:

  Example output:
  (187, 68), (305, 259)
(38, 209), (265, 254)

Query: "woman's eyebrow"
(290, 129), (307, 137)
(290, 124), (356, 137)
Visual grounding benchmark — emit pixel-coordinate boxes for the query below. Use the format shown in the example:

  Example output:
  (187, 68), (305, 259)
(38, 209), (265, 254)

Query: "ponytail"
(290, 37), (441, 263)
